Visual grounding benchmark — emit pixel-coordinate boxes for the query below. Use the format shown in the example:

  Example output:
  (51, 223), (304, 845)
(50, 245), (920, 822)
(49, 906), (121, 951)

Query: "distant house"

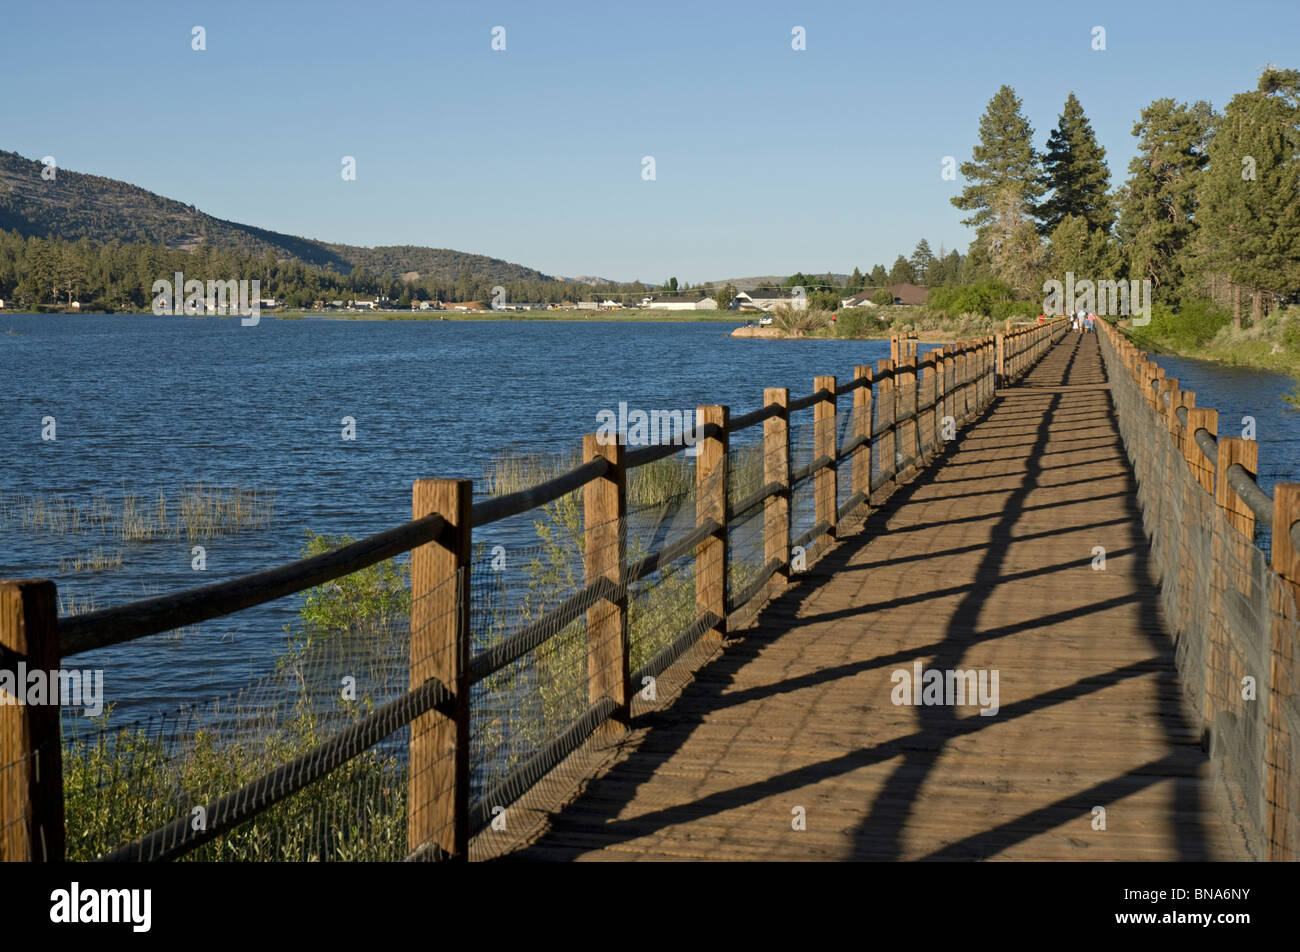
(735, 289), (801, 311)
(840, 291), (878, 308)
(886, 283), (929, 306)
(0, 299), (6, 308)
(576, 301), (600, 310)
(649, 297), (716, 311)
(843, 284), (929, 307)
(443, 301), (485, 311)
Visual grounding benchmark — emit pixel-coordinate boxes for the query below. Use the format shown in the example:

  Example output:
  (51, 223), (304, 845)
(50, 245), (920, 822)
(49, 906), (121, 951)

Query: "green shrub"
(834, 307), (884, 338)
(1134, 297), (1231, 348)
(871, 288), (896, 307)
(1282, 309), (1300, 353)
(926, 280), (1018, 318)
(299, 532), (410, 633)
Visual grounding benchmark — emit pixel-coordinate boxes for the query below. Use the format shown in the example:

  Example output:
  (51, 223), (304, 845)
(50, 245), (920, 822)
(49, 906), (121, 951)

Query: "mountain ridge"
(0, 149), (557, 285)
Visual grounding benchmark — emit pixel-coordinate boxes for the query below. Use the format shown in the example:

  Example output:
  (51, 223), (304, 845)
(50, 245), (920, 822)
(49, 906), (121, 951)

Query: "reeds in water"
(57, 547), (125, 573)
(0, 484), (274, 542)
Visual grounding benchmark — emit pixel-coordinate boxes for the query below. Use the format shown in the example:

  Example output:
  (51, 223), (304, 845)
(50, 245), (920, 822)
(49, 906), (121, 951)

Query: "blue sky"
(4, 0), (1297, 283)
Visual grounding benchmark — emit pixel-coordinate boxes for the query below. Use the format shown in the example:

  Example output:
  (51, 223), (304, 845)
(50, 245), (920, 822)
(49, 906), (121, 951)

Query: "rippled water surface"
(1, 315), (1295, 717)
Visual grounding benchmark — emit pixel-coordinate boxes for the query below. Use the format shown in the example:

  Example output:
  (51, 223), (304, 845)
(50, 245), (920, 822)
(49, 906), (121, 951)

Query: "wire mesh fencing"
(1100, 327), (1300, 860)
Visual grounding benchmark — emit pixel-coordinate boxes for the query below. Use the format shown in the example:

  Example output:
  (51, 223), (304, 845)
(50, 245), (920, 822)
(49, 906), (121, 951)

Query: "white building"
(648, 297), (717, 311)
(735, 290), (802, 311)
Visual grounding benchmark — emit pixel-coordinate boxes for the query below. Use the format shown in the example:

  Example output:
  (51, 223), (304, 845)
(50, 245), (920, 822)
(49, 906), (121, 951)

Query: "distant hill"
(712, 274), (849, 291)
(0, 149), (553, 283)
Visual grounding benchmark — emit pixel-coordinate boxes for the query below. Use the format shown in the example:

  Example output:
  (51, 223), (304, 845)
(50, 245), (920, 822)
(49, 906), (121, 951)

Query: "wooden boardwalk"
(508, 333), (1244, 861)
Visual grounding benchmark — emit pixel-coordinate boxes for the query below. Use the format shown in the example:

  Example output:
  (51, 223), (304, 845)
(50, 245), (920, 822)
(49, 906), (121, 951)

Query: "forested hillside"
(0, 150), (551, 283)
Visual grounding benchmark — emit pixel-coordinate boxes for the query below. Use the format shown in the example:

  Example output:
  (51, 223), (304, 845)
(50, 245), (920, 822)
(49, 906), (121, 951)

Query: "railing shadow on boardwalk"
(509, 332), (1222, 861)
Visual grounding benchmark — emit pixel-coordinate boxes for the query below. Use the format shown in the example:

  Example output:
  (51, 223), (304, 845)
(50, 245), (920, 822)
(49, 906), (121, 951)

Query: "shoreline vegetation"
(1125, 300), (1300, 406)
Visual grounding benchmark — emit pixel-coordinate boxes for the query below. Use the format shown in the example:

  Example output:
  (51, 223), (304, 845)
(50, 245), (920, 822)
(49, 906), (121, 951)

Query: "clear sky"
(4, 0), (1297, 283)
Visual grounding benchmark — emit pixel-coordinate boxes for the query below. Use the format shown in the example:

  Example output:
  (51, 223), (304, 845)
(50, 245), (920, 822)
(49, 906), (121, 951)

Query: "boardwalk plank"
(500, 333), (1244, 861)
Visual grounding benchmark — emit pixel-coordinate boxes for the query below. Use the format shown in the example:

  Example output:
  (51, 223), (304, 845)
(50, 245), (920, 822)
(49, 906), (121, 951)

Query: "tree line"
(0, 231), (676, 311)
(949, 68), (1300, 326)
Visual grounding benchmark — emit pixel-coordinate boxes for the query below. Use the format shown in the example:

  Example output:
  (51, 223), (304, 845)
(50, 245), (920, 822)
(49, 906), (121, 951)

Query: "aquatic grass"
(118, 489), (168, 542)
(0, 484), (274, 542)
(178, 482), (275, 540)
(57, 589), (98, 616)
(57, 547), (125, 573)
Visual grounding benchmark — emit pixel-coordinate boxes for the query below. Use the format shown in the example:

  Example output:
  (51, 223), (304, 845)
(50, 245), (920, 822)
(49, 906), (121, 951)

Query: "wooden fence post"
(583, 434), (629, 724)
(957, 348), (970, 422)
(900, 352), (917, 473)
(995, 333), (1006, 388)
(876, 359), (896, 488)
(1193, 408), (1225, 742)
(920, 352), (937, 458)
(0, 579), (63, 862)
(851, 370), (872, 508)
(1186, 408), (1217, 494)
(764, 388), (791, 589)
(1215, 437), (1259, 539)
(410, 479), (471, 859)
(942, 347), (954, 431)
(1267, 483), (1300, 860)
(697, 406), (729, 644)
(814, 375), (838, 540)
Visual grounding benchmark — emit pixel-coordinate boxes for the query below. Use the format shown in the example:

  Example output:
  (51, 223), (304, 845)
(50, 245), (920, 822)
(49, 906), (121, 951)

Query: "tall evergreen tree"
(910, 239), (936, 284)
(1046, 214), (1119, 279)
(869, 264), (888, 285)
(952, 86), (1045, 240)
(1039, 93), (1114, 234)
(952, 86), (1046, 291)
(1196, 68), (1300, 325)
(888, 255), (915, 284)
(1118, 98), (1213, 298)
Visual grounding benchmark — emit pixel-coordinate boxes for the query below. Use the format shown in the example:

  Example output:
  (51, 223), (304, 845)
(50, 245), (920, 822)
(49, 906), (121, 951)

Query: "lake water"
(1, 315), (1296, 722)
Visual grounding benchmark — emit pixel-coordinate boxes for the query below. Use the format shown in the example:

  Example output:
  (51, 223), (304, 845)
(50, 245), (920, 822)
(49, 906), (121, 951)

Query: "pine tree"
(952, 86), (1045, 248)
(1118, 98), (1212, 298)
(1196, 68), (1300, 326)
(847, 267), (865, 292)
(888, 255), (915, 284)
(909, 239), (935, 284)
(1039, 93), (1114, 234)
(869, 264), (888, 285)
(1046, 214), (1119, 279)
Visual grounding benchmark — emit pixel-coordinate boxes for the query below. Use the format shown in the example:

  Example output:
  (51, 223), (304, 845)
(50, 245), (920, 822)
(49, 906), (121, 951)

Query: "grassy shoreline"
(1122, 305), (1300, 407)
(1127, 333), (1300, 406)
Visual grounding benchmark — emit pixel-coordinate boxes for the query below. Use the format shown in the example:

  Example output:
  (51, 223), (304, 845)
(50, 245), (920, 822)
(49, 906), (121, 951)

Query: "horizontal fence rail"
(1096, 318), (1300, 861)
(1, 321), (1067, 863)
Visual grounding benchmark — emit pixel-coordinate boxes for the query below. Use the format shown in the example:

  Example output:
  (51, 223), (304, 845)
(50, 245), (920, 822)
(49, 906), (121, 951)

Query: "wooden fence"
(1096, 318), (1300, 860)
(0, 319), (1065, 862)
